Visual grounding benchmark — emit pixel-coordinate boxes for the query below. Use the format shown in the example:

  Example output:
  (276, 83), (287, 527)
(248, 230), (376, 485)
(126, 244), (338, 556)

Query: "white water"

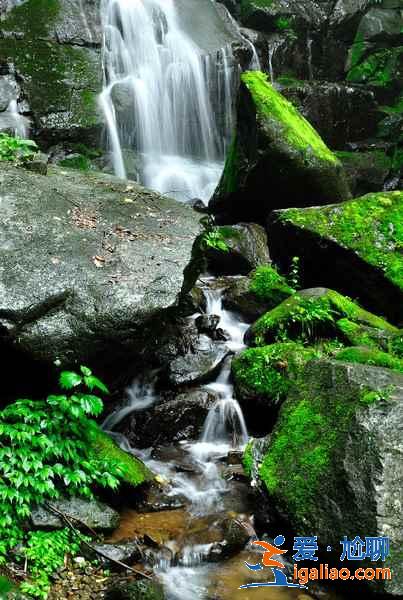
(102, 377), (157, 430)
(100, 0), (238, 203)
(0, 100), (29, 138)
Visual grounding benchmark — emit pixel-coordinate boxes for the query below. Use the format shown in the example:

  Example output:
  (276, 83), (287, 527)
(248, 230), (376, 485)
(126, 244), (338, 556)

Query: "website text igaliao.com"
(293, 563), (392, 586)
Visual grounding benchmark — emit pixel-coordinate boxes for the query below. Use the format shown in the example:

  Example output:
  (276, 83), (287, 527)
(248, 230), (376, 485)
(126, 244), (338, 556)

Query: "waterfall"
(99, 0), (237, 204)
(1, 100), (29, 138)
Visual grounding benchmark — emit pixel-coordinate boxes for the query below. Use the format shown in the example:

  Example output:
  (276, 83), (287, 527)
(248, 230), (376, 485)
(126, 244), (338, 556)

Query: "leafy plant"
(288, 256), (300, 290)
(19, 529), (86, 599)
(0, 366), (121, 598)
(0, 133), (37, 162)
(202, 229), (229, 253)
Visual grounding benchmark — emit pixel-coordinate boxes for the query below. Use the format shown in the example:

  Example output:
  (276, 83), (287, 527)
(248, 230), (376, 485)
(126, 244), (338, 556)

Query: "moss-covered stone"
(268, 191), (403, 323)
(247, 265), (294, 308)
(250, 287), (398, 346)
(210, 71), (350, 223)
(335, 150), (393, 195)
(336, 317), (399, 352)
(232, 341), (321, 405)
(247, 358), (403, 595)
(347, 46), (403, 87)
(59, 154), (93, 171)
(89, 428), (153, 488)
(335, 346), (403, 373)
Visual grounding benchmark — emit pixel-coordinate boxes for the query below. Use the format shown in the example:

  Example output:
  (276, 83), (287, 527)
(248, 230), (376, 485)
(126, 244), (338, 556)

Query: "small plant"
(275, 16), (291, 31)
(202, 229), (229, 253)
(0, 366), (122, 598)
(0, 133), (37, 162)
(288, 256), (300, 290)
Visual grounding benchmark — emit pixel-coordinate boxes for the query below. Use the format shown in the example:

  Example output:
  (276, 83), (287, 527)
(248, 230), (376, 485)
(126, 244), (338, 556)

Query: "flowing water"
(0, 99), (29, 138)
(100, 0), (239, 203)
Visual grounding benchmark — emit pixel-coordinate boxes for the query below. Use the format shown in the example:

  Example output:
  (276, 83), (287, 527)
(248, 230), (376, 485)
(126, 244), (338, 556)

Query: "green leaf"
(59, 371), (82, 390)
(83, 375), (109, 394)
(80, 366), (92, 377)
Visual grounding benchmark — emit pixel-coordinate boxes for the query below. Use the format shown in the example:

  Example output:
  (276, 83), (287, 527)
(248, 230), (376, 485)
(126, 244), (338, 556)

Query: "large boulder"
(248, 287), (399, 347)
(31, 497), (120, 533)
(267, 191), (403, 324)
(0, 164), (201, 374)
(210, 71), (351, 223)
(0, 0), (102, 145)
(246, 359), (403, 596)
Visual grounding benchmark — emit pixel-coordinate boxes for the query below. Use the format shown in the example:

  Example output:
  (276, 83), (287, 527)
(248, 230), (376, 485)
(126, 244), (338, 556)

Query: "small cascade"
(307, 35), (314, 81)
(100, 0), (238, 203)
(102, 377), (157, 430)
(267, 37), (284, 85)
(218, 5), (261, 72)
(2, 100), (29, 138)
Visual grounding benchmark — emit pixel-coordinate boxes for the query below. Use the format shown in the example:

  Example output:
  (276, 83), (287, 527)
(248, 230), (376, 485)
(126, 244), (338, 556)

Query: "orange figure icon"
(252, 540), (287, 568)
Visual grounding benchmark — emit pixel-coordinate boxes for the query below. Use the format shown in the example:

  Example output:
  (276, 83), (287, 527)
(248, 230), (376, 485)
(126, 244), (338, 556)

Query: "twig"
(45, 502), (153, 581)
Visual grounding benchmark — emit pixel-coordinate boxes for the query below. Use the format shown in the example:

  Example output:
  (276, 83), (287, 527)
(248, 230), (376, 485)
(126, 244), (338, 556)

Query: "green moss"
(88, 428), (153, 488)
(335, 149), (392, 171)
(249, 265), (294, 304)
(252, 288), (398, 346)
(232, 342), (321, 402)
(59, 155), (92, 171)
(0, 0), (61, 37)
(241, 71), (339, 165)
(347, 47), (403, 87)
(279, 191), (403, 291)
(219, 134), (241, 195)
(243, 440), (254, 476)
(336, 346), (403, 373)
(390, 333), (403, 358)
(349, 31), (367, 70)
(259, 361), (390, 518)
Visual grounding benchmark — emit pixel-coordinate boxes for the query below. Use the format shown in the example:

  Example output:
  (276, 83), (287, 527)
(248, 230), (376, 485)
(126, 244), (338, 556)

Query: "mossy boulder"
(336, 317), (400, 352)
(89, 429), (153, 489)
(335, 346), (403, 373)
(223, 266), (294, 320)
(210, 71), (350, 223)
(268, 191), (403, 324)
(0, 0), (102, 145)
(232, 342), (322, 432)
(247, 359), (403, 596)
(249, 287), (398, 346)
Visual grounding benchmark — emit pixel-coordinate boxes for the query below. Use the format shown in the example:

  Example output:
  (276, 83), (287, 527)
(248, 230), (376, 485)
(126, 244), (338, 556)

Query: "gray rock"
(105, 580), (165, 600)
(0, 165), (201, 369)
(0, 76), (16, 112)
(250, 359), (403, 597)
(89, 542), (141, 570)
(22, 152), (48, 175)
(168, 337), (229, 386)
(31, 497), (120, 533)
(205, 223), (270, 275)
(208, 517), (251, 561)
(126, 389), (219, 448)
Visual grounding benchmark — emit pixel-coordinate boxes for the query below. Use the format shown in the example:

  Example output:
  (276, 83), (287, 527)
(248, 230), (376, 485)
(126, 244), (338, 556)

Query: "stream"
(102, 285), (339, 600)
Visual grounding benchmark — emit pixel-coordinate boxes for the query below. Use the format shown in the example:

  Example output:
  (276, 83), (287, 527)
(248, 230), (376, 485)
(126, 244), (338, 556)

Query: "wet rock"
(195, 314), (220, 336)
(210, 71), (350, 223)
(0, 1), (102, 145)
(208, 518), (251, 561)
(168, 337), (229, 387)
(280, 81), (379, 149)
(248, 359), (403, 597)
(88, 542), (141, 570)
(268, 191), (403, 323)
(105, 580), (165, 600)
(22, 152), (48, 175)
(137, 483), (187, 512)
(31, 497), (120, 533)
(0, 165), (201, 376)
(336, 149), (393, 195)
(126, 389), (218, 447)
(204, 223), (270, 275)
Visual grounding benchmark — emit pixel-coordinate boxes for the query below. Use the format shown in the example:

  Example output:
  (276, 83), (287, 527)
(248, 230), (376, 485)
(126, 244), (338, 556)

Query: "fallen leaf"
(92, 255), (105, 268)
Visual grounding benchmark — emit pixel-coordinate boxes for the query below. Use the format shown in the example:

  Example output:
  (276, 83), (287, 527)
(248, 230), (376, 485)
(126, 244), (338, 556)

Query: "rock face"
(0, 164), (201, 371)
(204, 223), (270, 275)
(247, 359), (403, 597)
(0, 0), (102, 144)
(210, 71), (351, 223)
(267, 191), (403, 324)
(31, 497), (120, 532)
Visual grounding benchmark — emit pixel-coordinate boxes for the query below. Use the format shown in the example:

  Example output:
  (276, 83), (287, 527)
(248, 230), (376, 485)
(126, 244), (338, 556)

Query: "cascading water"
(0, 99), (29, 138)
(99, 0), (238, 204)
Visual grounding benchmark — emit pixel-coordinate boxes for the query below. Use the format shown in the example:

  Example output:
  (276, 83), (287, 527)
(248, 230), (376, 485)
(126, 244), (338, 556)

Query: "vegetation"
(241, 71), (339, 164)
(249, 265), (294, 304)
(0, 133), (38, 162)
(278, 191), (403, 290)
(201, 229), (229, 253)
(335, 346), (403, 373)
(0, 367), (147, 598)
